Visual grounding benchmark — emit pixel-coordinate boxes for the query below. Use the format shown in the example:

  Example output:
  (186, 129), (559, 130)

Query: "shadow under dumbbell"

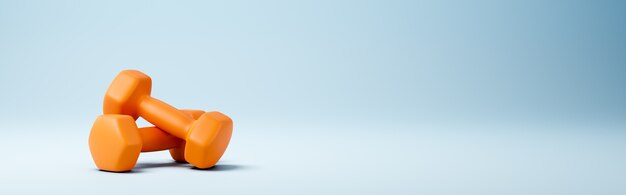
(133, 161), (191, 170)
(135, 162), (249, 172)
(95, 162), (249, 173)
(191, 164), (248, 171)
(95, 169), (145, 174)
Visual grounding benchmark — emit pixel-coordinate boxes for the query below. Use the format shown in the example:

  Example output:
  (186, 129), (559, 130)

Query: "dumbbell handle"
(139, 127), (182, 152)
(138, 96), (194, 139)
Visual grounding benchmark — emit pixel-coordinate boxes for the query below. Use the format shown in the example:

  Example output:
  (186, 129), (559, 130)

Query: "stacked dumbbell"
(88, 70), (233, 172)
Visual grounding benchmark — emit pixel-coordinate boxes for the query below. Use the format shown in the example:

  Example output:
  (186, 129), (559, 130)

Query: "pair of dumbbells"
(88, 70), (233, 172)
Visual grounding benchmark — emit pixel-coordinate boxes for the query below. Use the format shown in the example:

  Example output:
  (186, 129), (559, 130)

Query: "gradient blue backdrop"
(0, 0), (625, 194)
(1, 0), (624, 126)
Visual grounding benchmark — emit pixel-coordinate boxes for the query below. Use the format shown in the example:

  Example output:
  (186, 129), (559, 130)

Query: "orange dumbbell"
(103, 70), (233, 169)
(89, 110), (204, 172)
(139, 110), (205, 162)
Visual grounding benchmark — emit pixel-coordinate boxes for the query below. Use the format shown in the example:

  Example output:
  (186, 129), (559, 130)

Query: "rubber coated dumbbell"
(139, 110), (205, 162)
(89, 110), (205, 172)
(103, 70), (233, 169)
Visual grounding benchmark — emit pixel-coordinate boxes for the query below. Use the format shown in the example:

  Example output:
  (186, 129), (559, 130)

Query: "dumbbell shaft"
(138, 127), (182, 152)
(138, 96), (193, 139)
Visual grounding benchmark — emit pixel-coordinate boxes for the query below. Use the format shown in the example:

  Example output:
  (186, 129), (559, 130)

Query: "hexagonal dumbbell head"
(88, 115), (142, 172)
(185, 111), (233, 169)
(103, 70), (152, 120)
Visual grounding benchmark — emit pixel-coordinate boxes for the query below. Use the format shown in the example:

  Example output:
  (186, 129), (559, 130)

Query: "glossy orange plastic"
(103, 70), (233, 169)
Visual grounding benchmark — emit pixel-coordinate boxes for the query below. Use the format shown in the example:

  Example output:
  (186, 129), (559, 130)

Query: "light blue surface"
(0, 0), (625, 194)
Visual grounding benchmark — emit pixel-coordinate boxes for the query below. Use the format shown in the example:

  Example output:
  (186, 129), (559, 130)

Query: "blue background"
(0, 0), (625, 194)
